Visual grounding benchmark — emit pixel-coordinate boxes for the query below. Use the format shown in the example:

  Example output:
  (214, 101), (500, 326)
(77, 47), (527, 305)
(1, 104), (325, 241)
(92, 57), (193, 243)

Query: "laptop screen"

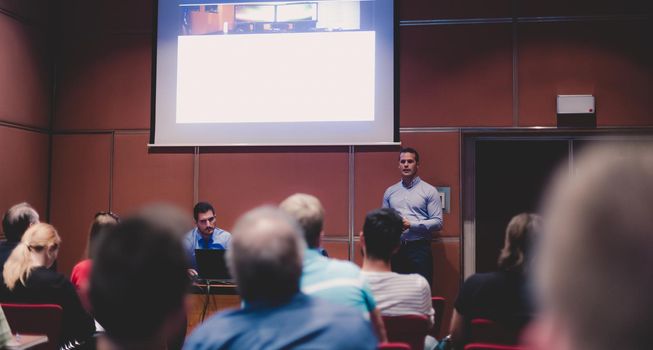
(194, 249), (232, 281)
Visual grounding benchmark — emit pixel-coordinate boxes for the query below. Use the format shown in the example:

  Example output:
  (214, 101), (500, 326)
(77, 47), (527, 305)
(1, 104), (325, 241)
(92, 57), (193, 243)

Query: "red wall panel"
(50, 134), (112, 275)
(0, 126), (49, 229)
(0, 14), (51, 129)
(432, 240), (460, 338)
(59, 0), (153, 34)
(399, 0), (512, 21)
(518, 0), (650, 17)
(112, 132), (194, 216)
(353, 146), (401, 232)
(198, 148), (349, 236)
(518, 21), (653, 126)
(400, 24), (514, 127)
(322, 240), (350, 261)
(54, 34), (151, 131)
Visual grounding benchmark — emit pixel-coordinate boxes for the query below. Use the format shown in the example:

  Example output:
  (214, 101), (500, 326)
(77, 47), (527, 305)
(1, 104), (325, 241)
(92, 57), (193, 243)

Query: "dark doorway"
(474, 140), (569, 273)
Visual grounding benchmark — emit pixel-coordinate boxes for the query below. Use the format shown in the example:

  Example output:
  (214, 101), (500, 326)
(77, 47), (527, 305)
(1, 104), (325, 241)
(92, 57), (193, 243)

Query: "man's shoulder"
(384, 180), (403, 194)
(365, 271), (429, 291)
(417, 178), (437, 192)
(324, 257), (364, 277)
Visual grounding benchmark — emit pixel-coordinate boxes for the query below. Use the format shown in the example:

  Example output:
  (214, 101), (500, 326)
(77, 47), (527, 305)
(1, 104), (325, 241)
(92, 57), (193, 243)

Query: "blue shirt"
(300, 249), (377, 318)
(183, 293), (378, 350)
(383, 176), (443, 241)
(184, 227), (231, 270)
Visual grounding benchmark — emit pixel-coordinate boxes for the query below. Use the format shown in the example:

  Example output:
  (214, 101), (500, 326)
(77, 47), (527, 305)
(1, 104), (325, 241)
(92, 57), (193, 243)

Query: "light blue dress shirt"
(382, 176), (443, 241)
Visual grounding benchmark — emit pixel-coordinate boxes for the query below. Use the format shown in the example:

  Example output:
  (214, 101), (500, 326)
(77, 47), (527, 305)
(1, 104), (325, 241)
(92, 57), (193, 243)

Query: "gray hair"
(536, 144), (653, 350)
(228, 206), (305, 304)
(2, 202), (39, 242)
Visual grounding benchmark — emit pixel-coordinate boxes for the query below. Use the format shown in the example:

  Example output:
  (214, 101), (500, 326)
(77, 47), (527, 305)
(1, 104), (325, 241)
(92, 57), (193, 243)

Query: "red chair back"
(430, 296), (446, 338)
(1, 303), (63, 350)
(378, 342), (412, 350)
(469, 318), (521, 345)
(464, 342), (526, 350)
(383, 314), (429, 350)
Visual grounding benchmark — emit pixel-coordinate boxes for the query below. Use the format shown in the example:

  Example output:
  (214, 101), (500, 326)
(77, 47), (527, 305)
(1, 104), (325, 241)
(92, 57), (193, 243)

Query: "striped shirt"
(362, 271), (435, 328)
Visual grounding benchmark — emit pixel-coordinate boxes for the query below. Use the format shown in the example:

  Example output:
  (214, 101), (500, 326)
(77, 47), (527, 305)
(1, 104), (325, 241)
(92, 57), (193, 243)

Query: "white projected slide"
(176, 31), (375, 124)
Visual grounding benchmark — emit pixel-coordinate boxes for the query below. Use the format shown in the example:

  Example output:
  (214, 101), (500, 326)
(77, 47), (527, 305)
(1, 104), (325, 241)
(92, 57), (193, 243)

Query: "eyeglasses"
(95, 211), (120, 222)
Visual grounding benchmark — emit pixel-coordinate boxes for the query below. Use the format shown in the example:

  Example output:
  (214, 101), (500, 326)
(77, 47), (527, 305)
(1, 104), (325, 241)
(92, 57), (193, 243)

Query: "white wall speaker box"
(556, 95), (596, 128)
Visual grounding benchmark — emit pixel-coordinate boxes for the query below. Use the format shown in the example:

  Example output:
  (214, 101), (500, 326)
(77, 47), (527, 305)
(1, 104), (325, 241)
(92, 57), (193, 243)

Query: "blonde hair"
(3, 223), (61, 290)
(279, 193), (324, 248)
(497, 213), (541, 272)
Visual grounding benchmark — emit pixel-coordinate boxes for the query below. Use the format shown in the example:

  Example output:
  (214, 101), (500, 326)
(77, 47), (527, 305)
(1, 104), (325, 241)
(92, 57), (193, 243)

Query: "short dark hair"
(400, 147), (420, 163)
(362, 208), (404, 262)
(90, 215), (190, 344)
(193, 202), (215, 221)
(2, 202), (39, 242)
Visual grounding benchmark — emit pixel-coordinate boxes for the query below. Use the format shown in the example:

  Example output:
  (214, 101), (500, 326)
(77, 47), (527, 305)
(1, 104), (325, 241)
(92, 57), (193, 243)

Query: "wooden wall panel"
(517, 0), (651, 17)
(353, 146), (401, 233)
(0, 14), (51, 128)
(322, 240), (350, 261)
(198, 148), (349, 236)
(112, 132), (194, 216)
(400, 24), (514, 127)
(50, 134), (112, 275)
(432, 240), (460, 338)
(399, 0), (512, 21)
(518, 21), (653, 127)
(54, 34), (151, 131)
(0, 127), (49, 228)
(59, 0), (153, 34)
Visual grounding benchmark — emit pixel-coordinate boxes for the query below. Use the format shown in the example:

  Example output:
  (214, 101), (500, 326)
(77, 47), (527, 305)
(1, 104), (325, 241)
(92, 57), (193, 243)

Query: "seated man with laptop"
(184, 202), (232, 277)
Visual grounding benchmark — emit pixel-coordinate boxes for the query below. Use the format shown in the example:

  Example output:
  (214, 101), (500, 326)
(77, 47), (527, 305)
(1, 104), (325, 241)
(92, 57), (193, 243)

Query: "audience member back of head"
(90, 206), (190, 350)
(184, 206), (378, 350)
(0, 202), (39, 266)
(527, 144), (653, 350)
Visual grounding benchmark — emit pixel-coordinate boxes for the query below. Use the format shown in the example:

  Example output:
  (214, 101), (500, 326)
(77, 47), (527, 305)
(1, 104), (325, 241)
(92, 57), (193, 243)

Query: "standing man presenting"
(382, 147), (442, 286)
(184, 202), (232, 274)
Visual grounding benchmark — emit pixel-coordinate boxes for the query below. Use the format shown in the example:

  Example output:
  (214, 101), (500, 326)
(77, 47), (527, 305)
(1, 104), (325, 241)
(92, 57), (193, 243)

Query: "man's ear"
(359, 232), (366, 256)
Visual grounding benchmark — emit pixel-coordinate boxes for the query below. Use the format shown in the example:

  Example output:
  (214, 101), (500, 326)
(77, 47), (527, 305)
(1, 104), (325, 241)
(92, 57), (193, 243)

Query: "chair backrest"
(469, 318), (521, 345)
(383, 314), (429, 350)
(1, 303), (63, 350)
(378, 342), (412, 350)
(464, 342), (526, 350)
(430, 296), (446, 338)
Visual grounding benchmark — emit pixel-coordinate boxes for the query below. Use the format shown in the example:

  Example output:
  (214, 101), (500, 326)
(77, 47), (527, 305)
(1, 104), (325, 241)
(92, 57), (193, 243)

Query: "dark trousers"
(391, 240), (433, 287)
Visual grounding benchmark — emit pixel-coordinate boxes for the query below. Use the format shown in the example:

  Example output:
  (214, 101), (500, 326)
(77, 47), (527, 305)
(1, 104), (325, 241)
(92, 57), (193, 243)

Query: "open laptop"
(194, 249), (233, 283)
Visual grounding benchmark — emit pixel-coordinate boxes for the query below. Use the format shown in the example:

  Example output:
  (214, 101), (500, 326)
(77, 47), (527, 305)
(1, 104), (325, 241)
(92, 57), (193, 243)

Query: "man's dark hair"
(363, 208), (404, 262)
(90, 215), (190, 344)
(400, 147), (420, 163)
(193, 202), (215, 221)
(2, 202), (39, 242)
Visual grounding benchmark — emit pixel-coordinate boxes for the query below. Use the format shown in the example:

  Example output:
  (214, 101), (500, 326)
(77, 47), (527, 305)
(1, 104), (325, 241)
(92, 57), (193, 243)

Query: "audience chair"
(469, 318), (521, 345)
(383, 314), (429, 350)
(1, 303), (63, 350)
(464, 342), (526, 350)
(378, 342), (412, 350)
(430, 296), (446, 338)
